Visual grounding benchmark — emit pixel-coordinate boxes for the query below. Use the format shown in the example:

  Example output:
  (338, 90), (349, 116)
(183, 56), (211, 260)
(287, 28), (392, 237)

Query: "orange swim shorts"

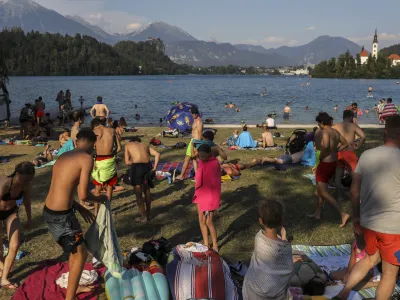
(363, 228), (400, 266)
(337, 150), (358, 171)
(315, 161), (336, 183)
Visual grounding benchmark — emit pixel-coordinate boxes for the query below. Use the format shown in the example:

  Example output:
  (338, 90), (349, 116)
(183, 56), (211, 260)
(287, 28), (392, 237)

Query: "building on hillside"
(372, 29), (379, 58)
(387, 54), (400, 66)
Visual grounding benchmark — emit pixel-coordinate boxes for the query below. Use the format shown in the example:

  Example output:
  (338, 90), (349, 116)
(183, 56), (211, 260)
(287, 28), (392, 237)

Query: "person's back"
(262, 130), (275, 147)
(266, 117), (275, 128)
(46, 149), (89, 210)
(126, 142), (150, 163)
(93, 125), (117, 155)
(356, 145), (400, 233)
(243, 200), (293, 300)
(315, 127), (339, 163)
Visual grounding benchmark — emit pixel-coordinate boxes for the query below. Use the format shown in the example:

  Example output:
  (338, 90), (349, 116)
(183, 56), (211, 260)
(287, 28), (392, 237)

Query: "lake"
(6, 75), (399, 125)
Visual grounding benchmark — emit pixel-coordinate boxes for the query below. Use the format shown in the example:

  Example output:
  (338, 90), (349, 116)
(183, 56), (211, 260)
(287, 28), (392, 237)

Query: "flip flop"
(1, 282), (19, 289)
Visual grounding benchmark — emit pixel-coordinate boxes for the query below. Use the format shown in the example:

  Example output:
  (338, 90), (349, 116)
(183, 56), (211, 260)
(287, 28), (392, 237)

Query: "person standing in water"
(175, 106), (203, 181)
(0, 162), (35, 289)
(368, 86), (373, 96)
(79, 96), (84, 109)
(262, 87), (267, 96)
(309, 112), (350, 228)
(43, 129), (107, 300)
(90, 96), (110, 120)
(283, 103), (291, 119)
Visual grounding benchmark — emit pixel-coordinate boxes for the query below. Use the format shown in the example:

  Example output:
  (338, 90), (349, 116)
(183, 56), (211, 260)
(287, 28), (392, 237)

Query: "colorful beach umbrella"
(165, 102), (201, 132)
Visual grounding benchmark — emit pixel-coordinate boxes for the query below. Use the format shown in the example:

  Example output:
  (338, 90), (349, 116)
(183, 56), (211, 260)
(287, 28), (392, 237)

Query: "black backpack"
(286, 129), (308, 155)
(174, 142), (187, 149)
(289, 257), (327, 295)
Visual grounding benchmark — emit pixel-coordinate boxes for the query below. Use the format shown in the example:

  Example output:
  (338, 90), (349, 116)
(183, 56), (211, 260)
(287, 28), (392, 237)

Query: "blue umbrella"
(166, 102), (201, 132)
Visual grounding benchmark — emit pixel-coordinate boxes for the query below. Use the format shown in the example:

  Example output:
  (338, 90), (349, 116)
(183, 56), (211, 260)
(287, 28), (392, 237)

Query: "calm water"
(7, 75), (400, 125)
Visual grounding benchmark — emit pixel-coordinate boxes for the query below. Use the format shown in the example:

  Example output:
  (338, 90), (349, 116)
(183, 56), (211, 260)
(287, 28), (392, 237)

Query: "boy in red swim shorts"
(335, 115), (400, 300)
(309, 112), (350, 228)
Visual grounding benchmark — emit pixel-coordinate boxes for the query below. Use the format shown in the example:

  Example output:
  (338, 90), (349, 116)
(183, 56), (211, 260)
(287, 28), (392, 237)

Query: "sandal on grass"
(1, 282), (19, 289)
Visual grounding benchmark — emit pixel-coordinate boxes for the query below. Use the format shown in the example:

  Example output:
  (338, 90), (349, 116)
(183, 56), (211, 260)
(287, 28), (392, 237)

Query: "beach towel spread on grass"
(12, 261), (100, 300)
(291, 244), (399, 300)
(92, 156), (117, 183)
(166, 243), (240, 300)
(236, 131), (258, 148)
(85, 200), (123, 278)
(156, 162), (194, 179)
(35, 159), (56, 169)
(56, 138), (74, 156)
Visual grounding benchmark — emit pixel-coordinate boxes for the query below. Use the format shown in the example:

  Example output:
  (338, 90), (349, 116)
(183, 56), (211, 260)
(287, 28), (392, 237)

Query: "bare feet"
(307, 213), (321, 221)
(175, 175), (184, 181)
(252, 158), (262, 164)
(213, 246), (219, 253)
(135, 216), (148, 224)
(0, 279), (19, 289)
(340, 213), (351, 228)
(76, 285), (95, 294)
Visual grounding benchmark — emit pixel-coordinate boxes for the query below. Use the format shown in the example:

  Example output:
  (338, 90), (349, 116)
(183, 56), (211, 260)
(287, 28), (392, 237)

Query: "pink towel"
(193, 156), (221, 212)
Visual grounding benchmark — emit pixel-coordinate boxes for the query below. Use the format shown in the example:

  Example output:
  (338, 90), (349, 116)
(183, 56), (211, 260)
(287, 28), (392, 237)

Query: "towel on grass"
(35, 160), (56, 169)
(12, 261), (100, 300)
(156, 162), (194, 179)
(56, 138), (74, 156)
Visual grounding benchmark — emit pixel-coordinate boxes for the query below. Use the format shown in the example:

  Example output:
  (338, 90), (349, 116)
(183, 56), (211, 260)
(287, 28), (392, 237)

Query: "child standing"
(243, 200), (293, 300)
(193, 144), (221, 252)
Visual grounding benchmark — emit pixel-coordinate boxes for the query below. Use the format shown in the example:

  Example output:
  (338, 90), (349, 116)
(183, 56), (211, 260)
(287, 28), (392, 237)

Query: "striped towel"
(292, 244), (400, 299)
(156, 162), (194, 179)
(166, 245), (239, 300)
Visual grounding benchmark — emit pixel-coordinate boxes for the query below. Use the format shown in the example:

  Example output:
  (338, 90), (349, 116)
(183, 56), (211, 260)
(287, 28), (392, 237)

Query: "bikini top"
(2, 176), (24, 202)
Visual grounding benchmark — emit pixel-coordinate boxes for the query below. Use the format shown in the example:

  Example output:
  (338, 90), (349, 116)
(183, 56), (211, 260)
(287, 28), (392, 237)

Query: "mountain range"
(0, 0), (363, 67)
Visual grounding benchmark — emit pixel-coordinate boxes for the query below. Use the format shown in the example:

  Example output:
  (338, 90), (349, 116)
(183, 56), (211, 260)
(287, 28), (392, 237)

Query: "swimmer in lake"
(365, 108), (370, 114)
(229, 102), (235, 109)
(334, 105), (338, 111)
(306, 106), (309, 111)
(224, 103), (228, 108)
(368, 86), (373, 96)
(283, 103), (291, 119)
(236, 107), (240, 113)
(262, 87), (267, 96)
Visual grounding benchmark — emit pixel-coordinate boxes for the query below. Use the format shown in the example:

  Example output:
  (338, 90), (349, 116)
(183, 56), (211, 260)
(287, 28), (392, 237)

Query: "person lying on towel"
(32, 145), (53, 167)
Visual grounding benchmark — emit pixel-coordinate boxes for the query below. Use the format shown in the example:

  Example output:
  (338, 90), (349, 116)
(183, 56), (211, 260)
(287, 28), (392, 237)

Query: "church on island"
(359, 29), (400, 66)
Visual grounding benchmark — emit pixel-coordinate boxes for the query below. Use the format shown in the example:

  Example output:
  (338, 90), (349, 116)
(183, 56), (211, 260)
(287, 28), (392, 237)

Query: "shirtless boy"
(175, 106), (203, 180)
(125, 137), (160, 223)
(260, 126), (276, 148)
(332, 110), (366, 200)
(91, 118), (122, 215)
(90, 96), (110, 119)
(310, 112), (350, 227)
(221, 159), (261, 177)
(283, 103), (291, 119)
(43, 129), (107, 300)
(71, 111), (84, 148)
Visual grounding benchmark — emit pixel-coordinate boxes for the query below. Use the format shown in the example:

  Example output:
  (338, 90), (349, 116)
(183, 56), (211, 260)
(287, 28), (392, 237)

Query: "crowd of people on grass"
(2, 93), (400, 299)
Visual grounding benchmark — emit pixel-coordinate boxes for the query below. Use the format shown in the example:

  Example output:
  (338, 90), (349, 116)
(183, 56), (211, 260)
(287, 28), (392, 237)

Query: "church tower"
(372, 29), (378, 58)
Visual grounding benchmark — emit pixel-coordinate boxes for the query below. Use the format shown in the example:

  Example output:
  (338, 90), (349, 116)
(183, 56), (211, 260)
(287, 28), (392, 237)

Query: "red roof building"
(388, 54), (400, 60)
(360, 47), (369, 57)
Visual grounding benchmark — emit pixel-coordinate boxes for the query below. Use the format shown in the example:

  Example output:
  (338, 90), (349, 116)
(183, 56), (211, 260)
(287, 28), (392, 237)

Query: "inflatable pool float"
(105, 262), (169, 300)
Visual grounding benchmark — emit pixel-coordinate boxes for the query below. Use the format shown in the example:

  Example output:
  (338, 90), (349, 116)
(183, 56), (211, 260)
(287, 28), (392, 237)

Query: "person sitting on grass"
(259, 126), (276, 148)
(197, 130), (228, 161)
(193, 144), (221, 252)
(243, 199), (294, 300)
(32, 145), (53, 167)
(59, 128), (71, 148)
(222, 130), (239, 146)
(236, 126), (258, 149)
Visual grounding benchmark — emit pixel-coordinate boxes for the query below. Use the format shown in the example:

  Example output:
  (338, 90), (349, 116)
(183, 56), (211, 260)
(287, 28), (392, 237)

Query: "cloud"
(81, 11), (147, 34)
(305, 26), (316, 31)
(349, 32), (400, 42)
(240, 36), (300, 47)
(126, 23), (143, 31)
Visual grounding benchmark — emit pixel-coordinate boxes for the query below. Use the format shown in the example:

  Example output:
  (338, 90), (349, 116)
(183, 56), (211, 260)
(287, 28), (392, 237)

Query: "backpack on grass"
(286, 129), (308, 155)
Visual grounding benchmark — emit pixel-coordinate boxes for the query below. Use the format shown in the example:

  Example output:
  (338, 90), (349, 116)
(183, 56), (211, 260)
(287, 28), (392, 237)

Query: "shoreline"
(135, 124), (385, 129)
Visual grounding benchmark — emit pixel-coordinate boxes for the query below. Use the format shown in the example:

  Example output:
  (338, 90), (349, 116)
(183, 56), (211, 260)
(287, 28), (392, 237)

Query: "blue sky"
(35, 0), (400, 48)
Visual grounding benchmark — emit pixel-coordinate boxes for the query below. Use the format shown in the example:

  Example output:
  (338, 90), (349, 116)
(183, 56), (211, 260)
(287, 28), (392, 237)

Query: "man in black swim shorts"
(43, 129), (107, 299)
(125, 137), (161, 224)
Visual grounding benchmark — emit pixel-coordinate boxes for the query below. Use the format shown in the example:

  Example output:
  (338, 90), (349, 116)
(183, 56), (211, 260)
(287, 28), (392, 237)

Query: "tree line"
(311, 50), (400, 79)
(0, 28), (274, 76)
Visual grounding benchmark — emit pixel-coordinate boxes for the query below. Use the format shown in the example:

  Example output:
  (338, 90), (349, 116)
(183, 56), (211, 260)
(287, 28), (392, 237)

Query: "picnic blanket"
(292, 244), (400, 299)
(12, 261), (100, 300)
(35, 160), (56, 169)
(156, 162), (194, 179)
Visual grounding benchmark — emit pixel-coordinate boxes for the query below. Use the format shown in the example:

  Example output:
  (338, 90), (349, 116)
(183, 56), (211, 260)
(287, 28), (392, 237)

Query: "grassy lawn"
(0, 125), (384, 298)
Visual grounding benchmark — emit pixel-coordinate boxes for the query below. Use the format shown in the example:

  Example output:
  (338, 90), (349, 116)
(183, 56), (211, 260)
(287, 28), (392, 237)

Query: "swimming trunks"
(337, 150), (358, 171)
(0, 206), (18, 221)
(363, 228), (400, 266)
(278, 154), (293, 164)
(233, 164), (240, 171)
(128, 162), (153, 187)
(92, 155), (117, 187)
(43, 206), (84, 254)
(315, 161), (336, 183)
(36, 110), (45, 118)
(283, 112), (290, 119)
(186, 139), (194, 157)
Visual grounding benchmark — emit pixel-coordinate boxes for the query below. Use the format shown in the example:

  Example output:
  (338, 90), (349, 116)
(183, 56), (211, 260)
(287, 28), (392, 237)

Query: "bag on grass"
(174, 142), (187, 149)
(289, 257), (327, 295)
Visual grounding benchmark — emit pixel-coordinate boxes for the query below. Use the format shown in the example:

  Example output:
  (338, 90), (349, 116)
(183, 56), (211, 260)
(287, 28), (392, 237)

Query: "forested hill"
(0, 28), (192, 76)
(380, 44), (400, 57)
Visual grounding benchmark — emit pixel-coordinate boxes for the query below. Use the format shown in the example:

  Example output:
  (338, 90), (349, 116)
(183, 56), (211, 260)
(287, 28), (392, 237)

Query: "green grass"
(0, 126), (385, 298)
